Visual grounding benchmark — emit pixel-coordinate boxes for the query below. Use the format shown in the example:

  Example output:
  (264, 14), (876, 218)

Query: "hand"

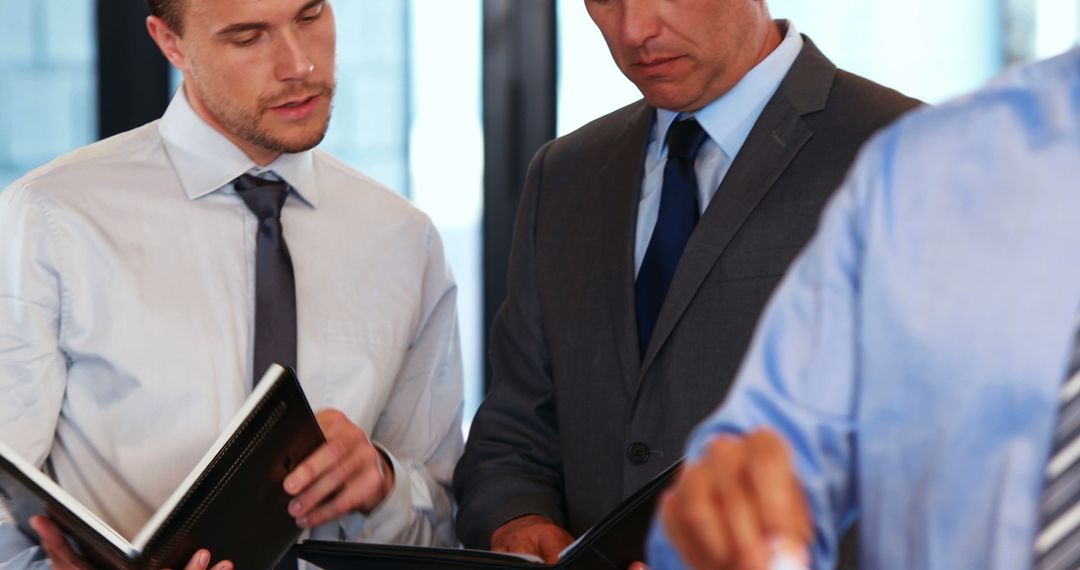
(30, 516), (232, 570)
(283, 408), (395, 529)
(490, 514), (574, 564)
(628, 563), (651, 570)
(658, 430), (812, 570)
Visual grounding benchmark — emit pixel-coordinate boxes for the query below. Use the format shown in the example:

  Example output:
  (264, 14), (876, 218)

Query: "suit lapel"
(592, 102), (655, 397)
(637, 38), (837, 380)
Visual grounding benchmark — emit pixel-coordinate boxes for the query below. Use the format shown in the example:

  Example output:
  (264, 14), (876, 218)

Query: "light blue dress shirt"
(648, 48), (1080, 569)
(634, 21), (803, 275)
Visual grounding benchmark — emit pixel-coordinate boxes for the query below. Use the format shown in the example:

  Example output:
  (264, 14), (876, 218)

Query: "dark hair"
(146, 0), (184, 34)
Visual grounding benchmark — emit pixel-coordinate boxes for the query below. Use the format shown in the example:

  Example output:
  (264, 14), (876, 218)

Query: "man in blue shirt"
(649, 48), (1080, 570)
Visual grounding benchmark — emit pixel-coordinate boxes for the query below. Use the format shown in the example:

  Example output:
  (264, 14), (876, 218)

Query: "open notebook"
(293, 459), (683, 569)
(0, 364), (324, 569)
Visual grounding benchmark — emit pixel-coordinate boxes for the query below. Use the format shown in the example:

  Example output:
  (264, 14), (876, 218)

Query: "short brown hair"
(146, 0), (184, 34)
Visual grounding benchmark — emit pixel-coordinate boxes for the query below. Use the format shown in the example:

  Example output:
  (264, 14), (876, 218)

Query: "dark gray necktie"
(234, 173), (298, 386)
(1034, 331), (1080, 569)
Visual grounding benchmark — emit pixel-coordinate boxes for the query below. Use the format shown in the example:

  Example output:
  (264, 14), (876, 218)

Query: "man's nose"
(619, 0), (662, 48)
(275, 29), (314, 82)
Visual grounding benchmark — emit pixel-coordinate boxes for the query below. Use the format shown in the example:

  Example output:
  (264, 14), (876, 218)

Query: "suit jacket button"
(627, 442), (651, 465)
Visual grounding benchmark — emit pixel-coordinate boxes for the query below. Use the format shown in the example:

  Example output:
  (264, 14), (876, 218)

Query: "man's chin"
(278, 133), (328, 154)
(258, 126), (329, 154)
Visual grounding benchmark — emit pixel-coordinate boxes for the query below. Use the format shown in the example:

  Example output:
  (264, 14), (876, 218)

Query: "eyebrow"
(215, 0), (326, 36)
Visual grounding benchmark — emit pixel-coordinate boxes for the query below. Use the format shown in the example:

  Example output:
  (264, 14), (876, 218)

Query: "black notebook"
(293, 459), (683, 570)
(0, 364), (324, 570)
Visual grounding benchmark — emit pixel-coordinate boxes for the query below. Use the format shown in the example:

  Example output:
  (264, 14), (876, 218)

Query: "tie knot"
(234, 173), (290, 221)
(666, 118), (709, 161)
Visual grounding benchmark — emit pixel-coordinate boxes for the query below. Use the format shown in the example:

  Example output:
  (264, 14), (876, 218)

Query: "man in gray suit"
(454, 0), (919, 563)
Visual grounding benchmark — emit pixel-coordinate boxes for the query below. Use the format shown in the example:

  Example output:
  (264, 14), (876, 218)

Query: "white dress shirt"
(635, 21), (804, 274)
(0, 88), (464, 568)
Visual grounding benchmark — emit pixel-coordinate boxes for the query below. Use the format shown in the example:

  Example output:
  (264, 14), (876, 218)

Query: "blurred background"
(0, 0), (1075, 428)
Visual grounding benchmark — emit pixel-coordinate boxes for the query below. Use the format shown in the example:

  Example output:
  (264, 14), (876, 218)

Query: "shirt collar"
(655, 20), (804, 160)
(158, 85), (319, 207)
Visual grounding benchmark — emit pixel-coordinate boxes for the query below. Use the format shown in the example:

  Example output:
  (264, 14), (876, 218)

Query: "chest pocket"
(313, 319), (409, 429)
(320, 319), (410, 348)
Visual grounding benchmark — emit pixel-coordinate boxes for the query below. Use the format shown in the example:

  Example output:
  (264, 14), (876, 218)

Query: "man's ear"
(146, 15), (186, 71)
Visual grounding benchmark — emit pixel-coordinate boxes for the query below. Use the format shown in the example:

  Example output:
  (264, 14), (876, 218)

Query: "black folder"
(0, 364), (324, 570)
(293, 459), (682, 569)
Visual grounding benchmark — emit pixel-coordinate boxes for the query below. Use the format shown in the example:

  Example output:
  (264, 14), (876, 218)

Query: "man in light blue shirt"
(649, 48), (1080, 570)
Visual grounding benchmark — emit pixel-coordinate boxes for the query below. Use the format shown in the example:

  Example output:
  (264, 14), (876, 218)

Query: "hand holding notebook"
(28, 515), (232, 570)
(490, 514), (576, 564)
(283, 408), (396, 530)
(292, 460), (683, 569)
(0, 365), (324, 570)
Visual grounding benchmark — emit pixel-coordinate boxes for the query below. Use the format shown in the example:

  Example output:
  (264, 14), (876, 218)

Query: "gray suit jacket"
(454, 38), (920, 549)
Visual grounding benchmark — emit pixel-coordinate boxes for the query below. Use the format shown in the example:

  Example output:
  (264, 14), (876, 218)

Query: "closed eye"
(298, 1), (325, 25)
(232, 33), (260, 47)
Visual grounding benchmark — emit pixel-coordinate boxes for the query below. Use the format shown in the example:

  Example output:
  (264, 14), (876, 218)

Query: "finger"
(537, 529), (573, 564)
(299, 467), (385, 527)
(707, 438), (769, 569)
(505, 539), (543, 559)
(661, 468), (732, 570)
(746, 431), (813, 544)
(537, 545), (561, 564)
(660, 491), (711, 570)
(210, 562), (233, 570)
(628, 563), (651, 570)
(31, 516), (84, 569)
(685, 468), (734, 569)
(291, 445), (378, 519)
(182, 549), (211, 570)
(30, 516), (62, 548)
(491, 534), (533, 555)
(42, 535), (85, 569)
(286, 412), (371, 497)
(284, 435), (353, 496)
(491, 530), (541, 557)
(288, 446), (354, 517)
(314, 408), (350, 436)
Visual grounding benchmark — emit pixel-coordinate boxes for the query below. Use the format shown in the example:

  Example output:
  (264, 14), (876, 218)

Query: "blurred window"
(331, 1), (485, 424)
(0, 0), (97, 188)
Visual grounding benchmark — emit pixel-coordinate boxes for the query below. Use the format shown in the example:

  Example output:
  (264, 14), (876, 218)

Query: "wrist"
(373, 444), (395, 494)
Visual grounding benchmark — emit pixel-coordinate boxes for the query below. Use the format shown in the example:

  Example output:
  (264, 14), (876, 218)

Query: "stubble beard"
(199, 80), (336, 154)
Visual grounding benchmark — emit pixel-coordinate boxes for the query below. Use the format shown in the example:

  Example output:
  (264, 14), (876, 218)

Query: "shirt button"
(626, 442), (651, 465)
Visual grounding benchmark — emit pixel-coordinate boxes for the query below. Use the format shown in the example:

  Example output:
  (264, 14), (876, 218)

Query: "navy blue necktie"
(234, 173), (298, 387)
(635, 118), (709, 356)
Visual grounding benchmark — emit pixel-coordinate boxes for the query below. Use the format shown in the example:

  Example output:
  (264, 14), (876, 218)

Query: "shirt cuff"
(336, 443), (415, 543)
